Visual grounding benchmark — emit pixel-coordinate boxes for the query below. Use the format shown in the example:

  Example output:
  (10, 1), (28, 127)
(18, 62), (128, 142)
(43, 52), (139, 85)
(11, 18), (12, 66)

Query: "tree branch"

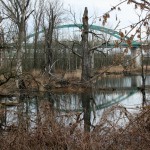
(0, 73), (15, 86)
(89, 42), (108, 57)
(71, 42), (82, 58)
(25, 10), (34, 21)
(57, 40), (82, 58)
(16, 0), (23, 12)
(0, 0), (17, 21)
(130, 0), (150, 10)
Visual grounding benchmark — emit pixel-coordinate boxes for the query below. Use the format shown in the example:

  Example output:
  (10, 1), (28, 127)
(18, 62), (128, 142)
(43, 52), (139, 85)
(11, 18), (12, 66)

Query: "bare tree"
(81, 7), (91, 81)
(32, 0), (43, 69)
(0, 0), (33, 88)
(42, 0), (63, 74)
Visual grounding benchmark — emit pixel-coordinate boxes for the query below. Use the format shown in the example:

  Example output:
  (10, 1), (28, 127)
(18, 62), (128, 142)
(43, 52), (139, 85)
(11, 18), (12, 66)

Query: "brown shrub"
(0, 103), (150, 150)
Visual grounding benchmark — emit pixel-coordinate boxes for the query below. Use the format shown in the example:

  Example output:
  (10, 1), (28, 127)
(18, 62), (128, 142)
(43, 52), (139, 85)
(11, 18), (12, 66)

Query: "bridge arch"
(27, 24), (141, 47)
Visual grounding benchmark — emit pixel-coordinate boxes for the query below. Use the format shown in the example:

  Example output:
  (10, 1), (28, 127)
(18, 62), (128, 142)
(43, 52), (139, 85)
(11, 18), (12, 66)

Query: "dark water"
(0, 75), (150, 131)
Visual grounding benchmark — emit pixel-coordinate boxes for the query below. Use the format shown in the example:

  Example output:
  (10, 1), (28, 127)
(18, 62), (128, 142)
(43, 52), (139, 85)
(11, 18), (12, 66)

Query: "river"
(0, 75), (150, 131)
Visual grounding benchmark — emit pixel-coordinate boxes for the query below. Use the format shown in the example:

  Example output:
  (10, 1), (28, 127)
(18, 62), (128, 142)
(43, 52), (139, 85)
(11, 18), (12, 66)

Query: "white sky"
(26, 0), (148, 41)
(62, 0), (147, 32)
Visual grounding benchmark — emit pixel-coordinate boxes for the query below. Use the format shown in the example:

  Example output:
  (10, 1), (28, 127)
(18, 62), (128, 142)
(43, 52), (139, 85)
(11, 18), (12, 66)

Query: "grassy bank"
(1, 65), (150, 95)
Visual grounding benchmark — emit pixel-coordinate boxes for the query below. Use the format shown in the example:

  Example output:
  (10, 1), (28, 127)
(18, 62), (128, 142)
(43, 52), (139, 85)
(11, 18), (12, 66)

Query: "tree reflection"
(81, 92), (96, 132)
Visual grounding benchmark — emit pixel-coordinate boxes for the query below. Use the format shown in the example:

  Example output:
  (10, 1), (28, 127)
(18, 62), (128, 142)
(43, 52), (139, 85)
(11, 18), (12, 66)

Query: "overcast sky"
(62, 0), (147, 31)
(26, 0), (147, 40)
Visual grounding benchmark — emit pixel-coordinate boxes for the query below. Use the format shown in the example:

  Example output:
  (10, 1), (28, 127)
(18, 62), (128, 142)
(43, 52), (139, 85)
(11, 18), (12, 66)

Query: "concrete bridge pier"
(130, 47), (141, 68)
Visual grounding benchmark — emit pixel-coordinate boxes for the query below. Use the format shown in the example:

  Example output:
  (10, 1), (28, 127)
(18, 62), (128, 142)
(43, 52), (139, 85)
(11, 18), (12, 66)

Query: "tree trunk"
(16, 25), (24, 76)
(16, 20), (25, 88)
(45, 10), (56, 73)
(81, 7), (91, 81)
(33, 29), (39, 69)
(81, 92), (92, 132)
(33, 16), (42, 69)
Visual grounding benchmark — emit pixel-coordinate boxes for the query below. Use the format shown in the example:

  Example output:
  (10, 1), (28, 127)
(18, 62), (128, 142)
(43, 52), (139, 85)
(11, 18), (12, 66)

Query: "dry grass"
(0, 69), (80, 94)
(98, 65), (150, 74)
(105, 65), (124, 73)
(0, 79), (17, 95)
(64, 69), (81, 81)
(0, 101), (150, 150)
(3, 66), (150, 94)
(30, 69), (42, 77)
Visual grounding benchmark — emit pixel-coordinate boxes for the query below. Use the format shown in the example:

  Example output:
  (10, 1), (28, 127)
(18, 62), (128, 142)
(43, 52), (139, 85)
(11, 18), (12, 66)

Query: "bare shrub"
(0, 103), (150, 150)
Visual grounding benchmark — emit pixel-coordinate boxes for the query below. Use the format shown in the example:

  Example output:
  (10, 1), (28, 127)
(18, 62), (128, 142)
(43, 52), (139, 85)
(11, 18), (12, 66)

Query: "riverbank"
(0, 66), (150, 149)
(0, 65), (150, 95)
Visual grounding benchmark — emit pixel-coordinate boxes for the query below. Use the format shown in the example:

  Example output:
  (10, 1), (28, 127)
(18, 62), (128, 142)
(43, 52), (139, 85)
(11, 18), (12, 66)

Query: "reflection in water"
(95, 75), (146, 88)
(0, 90), (140, 132)
(81, 92), (92, 132)
(0, 75), (150, 132)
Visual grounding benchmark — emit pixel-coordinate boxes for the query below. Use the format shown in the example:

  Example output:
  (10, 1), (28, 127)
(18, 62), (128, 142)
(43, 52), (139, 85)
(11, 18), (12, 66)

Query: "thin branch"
(98, 0), (127, 19)
(89, 42), (108, 57)
(142, 0), (150, 6)
(25, 0), (30, 10)
(71, 42), (82, 58)
(25, 10), (34, 21)
(88, 31), (105, 40)
(57, 40), (82, 58)
(107, 21), (120, 42)
(130, 0), (150, 10)
(0, 0), (17, 21)
(16, 0), (23, 12)
(0, 74), (15, 86)
(93, 49), (106, 57)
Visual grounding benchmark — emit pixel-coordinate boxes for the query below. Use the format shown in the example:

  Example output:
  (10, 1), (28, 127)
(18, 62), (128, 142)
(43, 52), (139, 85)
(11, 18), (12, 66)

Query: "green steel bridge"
(27, 24), (142, 48)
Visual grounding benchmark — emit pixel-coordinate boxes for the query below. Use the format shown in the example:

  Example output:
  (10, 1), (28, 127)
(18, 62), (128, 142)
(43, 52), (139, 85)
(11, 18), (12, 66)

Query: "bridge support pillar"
(130, 47), (141, 68)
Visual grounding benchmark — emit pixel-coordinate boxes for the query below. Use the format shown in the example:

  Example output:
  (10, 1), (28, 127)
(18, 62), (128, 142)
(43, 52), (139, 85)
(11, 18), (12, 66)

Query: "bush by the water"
(0, 102), (150, 150)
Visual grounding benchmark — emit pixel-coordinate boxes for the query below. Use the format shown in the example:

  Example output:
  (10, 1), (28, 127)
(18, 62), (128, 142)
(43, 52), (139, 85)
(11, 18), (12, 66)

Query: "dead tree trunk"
(81, 7), (91, 81)
(45, 9), (56, 74)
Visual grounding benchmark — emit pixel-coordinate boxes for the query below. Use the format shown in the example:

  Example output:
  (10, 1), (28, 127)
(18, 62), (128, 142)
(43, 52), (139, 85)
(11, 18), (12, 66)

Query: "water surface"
(0, 75), (150, 131)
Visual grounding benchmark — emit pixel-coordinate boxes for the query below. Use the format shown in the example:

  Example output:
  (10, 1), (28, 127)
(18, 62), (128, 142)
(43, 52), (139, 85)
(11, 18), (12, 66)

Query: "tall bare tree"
(42, 0), (63, 74)
(33, 0), (43, 69)
(0, 0), (33, 88)
(81, 7), (91, 81)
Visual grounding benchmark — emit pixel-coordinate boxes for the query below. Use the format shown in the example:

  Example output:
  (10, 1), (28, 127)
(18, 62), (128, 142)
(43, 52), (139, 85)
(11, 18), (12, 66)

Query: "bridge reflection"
(0, 75), (149, 132)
